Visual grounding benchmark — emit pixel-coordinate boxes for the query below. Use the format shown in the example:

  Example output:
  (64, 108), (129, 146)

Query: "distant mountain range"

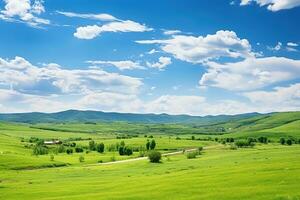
(0, 109), (263, 124)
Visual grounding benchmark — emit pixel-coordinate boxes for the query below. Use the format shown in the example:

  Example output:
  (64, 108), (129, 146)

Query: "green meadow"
(1, 112), (300, 199)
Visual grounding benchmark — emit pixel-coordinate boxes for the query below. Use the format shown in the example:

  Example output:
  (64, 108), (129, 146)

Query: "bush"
(280, 138), (286, 145)
(66, 148), (73, 154)
(50, 154), (54, 161)
(75, 147), (84, 153)
(146, 140), (150, 150)
(247, 137), (257, 144)
(186, 152), (197, 159)
(89, 140), (96, 151)
(235, 140), (255, 148)
(148, 151), (161, 163)
(79, 155), (84, 162)
(226, 138), (234, 143)
(33, 145), (48, 155)
(258, 136), (268, 144)
(286, 139), (293, 145)
(57, 145), (65, 153)
(96, 143), (105, 153)
(150, 139), (156, 150)
(191, 136), (195, 140)
(118, 146), (133, 156)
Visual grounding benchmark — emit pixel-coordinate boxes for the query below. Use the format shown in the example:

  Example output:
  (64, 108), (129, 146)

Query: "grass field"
(1, 112), (300, 200)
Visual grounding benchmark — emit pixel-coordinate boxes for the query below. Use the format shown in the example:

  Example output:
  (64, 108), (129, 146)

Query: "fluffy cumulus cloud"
(240, 0), (300, 11)
(136, 30), (254, 63)
(87, 60), (144, 70)
(0, 56), (148, 113)
(74, 20), (152, 39)
(0, 0), (49, 26)
(243, 83), (300, 112)
(0, 56), (142, 95)
(146, 57), (172, 70)
(199, 57), (300, 91)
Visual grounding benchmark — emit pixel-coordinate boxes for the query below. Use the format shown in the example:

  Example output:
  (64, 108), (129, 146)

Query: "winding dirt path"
(94, 148), (201, 166)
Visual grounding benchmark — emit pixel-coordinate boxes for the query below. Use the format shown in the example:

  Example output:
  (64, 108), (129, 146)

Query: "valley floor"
(1, 144), (300, 200)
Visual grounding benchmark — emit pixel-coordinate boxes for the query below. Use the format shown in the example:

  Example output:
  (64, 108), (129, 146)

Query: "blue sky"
(0, 0), (299, 115)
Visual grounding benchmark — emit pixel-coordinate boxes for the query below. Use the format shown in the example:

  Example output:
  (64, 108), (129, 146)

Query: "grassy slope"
(1, 145), (300, 200)
(1, 113), (300, 199)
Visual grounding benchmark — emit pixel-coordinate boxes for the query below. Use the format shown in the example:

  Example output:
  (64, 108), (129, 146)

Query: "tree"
(119, 146), (133, 156)
(33, 145), (48, 155)
(146, 140), (150, 150)
(258, 137), (268, 144)
(150, 139), (156, 150)
(286, 139), (293, 145)
(66, 148), (73, 154)
(75, 147), (84, 153)
(125, 147), (133, 156)
(96, 143), (105, 153)
(89, 140), (96, 151)
(247, 137), (256, 144)
(148, 151), (161, 163)
(280, 138), (286, 145)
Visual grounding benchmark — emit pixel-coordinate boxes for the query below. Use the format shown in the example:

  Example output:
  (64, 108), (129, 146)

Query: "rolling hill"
(0, 109), (261, 124)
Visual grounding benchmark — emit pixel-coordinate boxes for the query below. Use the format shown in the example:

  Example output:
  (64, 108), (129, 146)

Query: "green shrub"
(89, 140), (96, 151)
(286, 139), (293, 145)
(33, 145), (48, 155)
(186, 152), (197, 159)
(66, 148), (73, 154)
(75, 147), (84, 153)
(50, 154), (54, 161)
(148, 151), (161, 163)
(79, 155), (84, 162)
(235, 140), (255, 148)
(150, 139), (156, 150)
(96, 143), (105, 153)
(280, 138), (286, 145)
(146, 140), (150, 150)
(258, 137), (268, 144)
(57, 145), (65, 153)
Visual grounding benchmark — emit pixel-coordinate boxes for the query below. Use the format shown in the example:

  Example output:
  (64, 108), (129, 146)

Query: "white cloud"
(0, 56), (143, 95)
(267, 42), (282, 51)
(74, 20), (152, 39)
(199, 57), (300, 91)
(147, 49), (160, 54)
(240, 0), (300, 11)
(146, 57), (172, 70)
(0, 0), (50, 27)
(56, 11), (117, 21)
(244, 83), (300, 112)
(87, 60), (145, 70)
(136, 30), (254, 63)
(163, 29), (182, 35)
(145, 95), (206, 115)
(287, 42), (299, 47)
(286, 47), (298, 52)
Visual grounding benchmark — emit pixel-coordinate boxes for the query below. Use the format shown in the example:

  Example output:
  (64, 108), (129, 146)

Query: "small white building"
(44, 140), (62, 145)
